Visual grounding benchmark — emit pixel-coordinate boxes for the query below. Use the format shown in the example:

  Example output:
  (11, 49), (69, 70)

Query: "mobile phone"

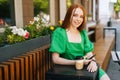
(88, 54), (96, 60)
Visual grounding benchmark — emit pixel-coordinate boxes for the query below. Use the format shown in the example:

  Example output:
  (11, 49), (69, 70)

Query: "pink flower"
(24, 32), (29, 39)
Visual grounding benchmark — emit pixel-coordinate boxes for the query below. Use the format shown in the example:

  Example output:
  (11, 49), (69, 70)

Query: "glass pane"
(34, 0), (50, 24)
(0, 0), (14, 26)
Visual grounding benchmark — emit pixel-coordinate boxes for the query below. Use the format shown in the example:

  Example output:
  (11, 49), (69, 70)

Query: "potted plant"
(0, 15), (58, 62)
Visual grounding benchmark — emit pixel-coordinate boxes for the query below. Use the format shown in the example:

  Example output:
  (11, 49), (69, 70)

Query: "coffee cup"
(75, 60), (84, 70)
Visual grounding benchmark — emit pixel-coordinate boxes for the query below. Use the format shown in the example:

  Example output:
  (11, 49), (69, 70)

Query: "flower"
(4, 26), (30, 44)
(24, 32), (29, 39)
(50, 26), (55, 31)
(11, 27), (29, 38)
(0, 15), (59, 46)
(59, 20), (63, 26)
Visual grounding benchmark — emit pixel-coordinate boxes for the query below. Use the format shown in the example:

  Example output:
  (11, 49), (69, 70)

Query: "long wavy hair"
(61, 4), (86, 32)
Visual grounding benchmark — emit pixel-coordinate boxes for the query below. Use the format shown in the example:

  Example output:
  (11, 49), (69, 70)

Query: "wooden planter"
(0, 35), (50, 63)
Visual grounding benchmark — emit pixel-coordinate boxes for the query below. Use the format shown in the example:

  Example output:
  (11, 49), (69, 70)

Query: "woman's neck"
(66, 27), (79, 34)
(66, 27), (81, 43)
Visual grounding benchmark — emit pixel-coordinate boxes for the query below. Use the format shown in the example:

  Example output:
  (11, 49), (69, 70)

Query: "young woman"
(49, 4), (110, 80)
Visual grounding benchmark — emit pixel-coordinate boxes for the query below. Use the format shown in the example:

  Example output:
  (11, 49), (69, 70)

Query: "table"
(103, 27), (117, 51)
(104, 27), (120, 69)
(46, 65), (98, 80)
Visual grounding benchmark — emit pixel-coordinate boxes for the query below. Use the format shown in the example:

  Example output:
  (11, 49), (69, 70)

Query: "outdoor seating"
(111, 51), (120, 67)
(103, 27), (120, 70)
(0, 32), (115, 80)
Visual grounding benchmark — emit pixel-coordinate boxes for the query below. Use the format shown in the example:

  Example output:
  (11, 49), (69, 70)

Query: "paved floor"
(105, 21), (120, 80)
(107, 57), (120, 80)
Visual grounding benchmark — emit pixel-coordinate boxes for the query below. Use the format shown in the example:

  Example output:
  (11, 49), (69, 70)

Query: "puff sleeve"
(82, 29), (94, 54)
(49, 28), (66, 54)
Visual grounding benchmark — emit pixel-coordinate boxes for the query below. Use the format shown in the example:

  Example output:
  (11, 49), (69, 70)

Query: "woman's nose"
(77, 17), (81, 21)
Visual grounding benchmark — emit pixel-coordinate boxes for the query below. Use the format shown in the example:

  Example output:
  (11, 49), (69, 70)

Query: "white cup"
(75, 60), (84, 70)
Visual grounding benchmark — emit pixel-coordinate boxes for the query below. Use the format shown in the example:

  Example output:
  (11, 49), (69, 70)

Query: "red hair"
(61, 4), (86, 32)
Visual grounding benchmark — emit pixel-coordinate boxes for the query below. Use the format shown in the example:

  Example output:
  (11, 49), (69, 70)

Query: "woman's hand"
(87, 60), (98, 72)
(83, 59), (91, 65)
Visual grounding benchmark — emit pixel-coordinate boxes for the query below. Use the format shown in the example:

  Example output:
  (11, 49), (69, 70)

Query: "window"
(0, 0), (15, 26)
(34, 0), (50, 24)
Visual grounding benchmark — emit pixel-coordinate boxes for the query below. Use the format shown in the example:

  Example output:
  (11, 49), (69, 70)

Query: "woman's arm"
(84, 52), (95, 60)
(84, 52), (98, 72)
(52, 53), (76, 65)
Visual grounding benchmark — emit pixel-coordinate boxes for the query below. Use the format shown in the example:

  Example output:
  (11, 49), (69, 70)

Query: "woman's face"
(70, 8), (84, 28)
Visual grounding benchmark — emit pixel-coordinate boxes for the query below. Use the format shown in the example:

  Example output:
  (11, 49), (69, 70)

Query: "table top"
(104, 27), (117, 29)
(46, 65), (98, 80)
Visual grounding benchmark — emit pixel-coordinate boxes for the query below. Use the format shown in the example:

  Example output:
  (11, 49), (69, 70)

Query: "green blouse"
(49, 27), (105, 79)
(49, 27), (94, 60)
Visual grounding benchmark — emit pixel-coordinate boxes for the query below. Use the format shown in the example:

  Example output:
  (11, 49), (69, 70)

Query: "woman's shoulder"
(81, 29), (87, 34)
(54, 27), (65, 31)
(52, 27), (67, 41)
(53, 27), (66, 34)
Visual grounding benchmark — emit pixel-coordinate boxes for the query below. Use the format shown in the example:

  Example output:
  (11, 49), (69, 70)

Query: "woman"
(49, 4), (110, 80)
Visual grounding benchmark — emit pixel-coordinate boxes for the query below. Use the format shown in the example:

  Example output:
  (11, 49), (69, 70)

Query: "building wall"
(14, 0), (116, 27)
(59, 0), (67, 20)
(14, 0), (23, 27)
(22, 0), (34, 26)
(99, 0), (116, 25)
(14, 0), (34, 27)
(50, 0), (59, 25)
(109, 2), (115, 18)
(99, 0), (110, 25)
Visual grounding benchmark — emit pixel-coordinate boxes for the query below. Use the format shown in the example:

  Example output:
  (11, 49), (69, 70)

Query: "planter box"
(0, 35), (50, 63)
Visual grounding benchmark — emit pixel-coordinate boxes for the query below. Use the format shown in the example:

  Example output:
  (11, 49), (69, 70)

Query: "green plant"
(34, 0), (49, 16)
(0, 0), (10, 18)
(0, 15), (59, 46)
(24, 15), (51, 38)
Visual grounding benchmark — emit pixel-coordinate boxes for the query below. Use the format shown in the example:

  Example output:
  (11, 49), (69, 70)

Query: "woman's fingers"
(87, 61), (97, 72)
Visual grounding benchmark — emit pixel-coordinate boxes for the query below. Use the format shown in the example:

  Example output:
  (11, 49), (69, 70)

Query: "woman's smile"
(74, 20), (81, 26)
(71, 8), (84, 28)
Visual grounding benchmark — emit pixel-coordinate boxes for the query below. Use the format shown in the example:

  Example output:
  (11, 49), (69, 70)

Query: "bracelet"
(87, 59), (96, 65)
(91, 59), (100, 68)
(91, 59), (96, 62)
(90, 59), (97, 64)
(91, 59), (99, 66)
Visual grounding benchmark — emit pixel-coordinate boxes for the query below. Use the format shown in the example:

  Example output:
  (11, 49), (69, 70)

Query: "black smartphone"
(88, 54), (96, 60)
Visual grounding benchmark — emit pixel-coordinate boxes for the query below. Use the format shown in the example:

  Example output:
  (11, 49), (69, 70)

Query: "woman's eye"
(73, 14), (77, 17)
(80, 15), (84, 18)
(73, 14), (84, 18)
